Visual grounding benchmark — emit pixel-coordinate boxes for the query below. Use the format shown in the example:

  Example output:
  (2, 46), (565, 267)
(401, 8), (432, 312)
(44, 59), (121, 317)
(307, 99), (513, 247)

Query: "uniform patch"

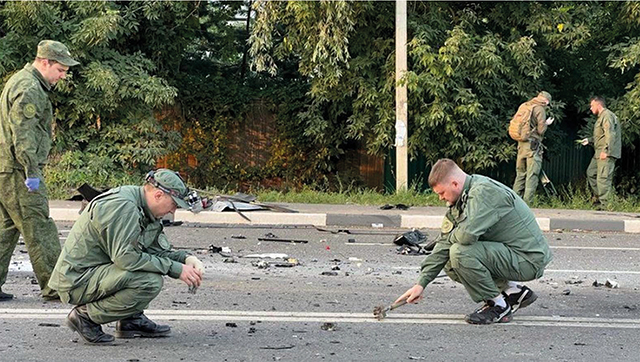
(23, 103), (37, 118)
(441, 218), (454, 233)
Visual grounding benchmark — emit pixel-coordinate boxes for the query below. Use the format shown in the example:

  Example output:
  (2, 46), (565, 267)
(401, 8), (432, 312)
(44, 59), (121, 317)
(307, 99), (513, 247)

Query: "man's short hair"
(428, 158), (460, 187)
(590, 96), (606, 108)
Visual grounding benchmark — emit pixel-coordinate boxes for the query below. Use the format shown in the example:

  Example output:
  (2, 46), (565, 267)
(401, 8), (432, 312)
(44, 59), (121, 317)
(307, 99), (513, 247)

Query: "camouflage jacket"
(0, 63), (53, 176)
(417, 175), (553, 288)
(49, 186), (188, 293)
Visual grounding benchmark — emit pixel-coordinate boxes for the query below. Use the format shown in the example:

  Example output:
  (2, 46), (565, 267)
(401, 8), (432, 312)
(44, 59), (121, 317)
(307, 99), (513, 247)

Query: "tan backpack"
(508, 101), (534, 142)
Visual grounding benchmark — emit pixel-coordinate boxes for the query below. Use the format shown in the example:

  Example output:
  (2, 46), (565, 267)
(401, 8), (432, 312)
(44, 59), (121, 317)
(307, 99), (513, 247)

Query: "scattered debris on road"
(258, 237), (309, 244)
(321, 271), (338, 276)
(38, 323), (60, 327)
(260, 345), (295, 350)
(605, 279), (619, 288)
(320, 322), (336, 331)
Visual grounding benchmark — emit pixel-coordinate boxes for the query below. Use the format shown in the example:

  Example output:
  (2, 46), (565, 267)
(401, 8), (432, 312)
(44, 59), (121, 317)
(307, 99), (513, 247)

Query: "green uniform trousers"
(587, 157), (616, 205)
(513, 144), (542, 204)
(61, 264), (163, 324)
(0, 170), (60, 298)
(443, 242), (546, 303)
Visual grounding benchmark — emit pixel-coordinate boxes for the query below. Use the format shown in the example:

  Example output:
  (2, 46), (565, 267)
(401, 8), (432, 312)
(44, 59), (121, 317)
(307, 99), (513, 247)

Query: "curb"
(50, 208), (640, 233)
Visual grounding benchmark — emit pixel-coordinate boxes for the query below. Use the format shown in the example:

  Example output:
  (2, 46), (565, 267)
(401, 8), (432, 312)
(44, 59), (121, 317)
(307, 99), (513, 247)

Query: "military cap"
(36, 40), (79, 67)
(146, 169), (190, 209)
(538, 91), (552, 105)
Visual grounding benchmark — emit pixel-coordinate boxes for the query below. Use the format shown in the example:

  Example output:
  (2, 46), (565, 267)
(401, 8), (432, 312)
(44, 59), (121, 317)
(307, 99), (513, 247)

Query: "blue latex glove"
(25, 177), (40, 192)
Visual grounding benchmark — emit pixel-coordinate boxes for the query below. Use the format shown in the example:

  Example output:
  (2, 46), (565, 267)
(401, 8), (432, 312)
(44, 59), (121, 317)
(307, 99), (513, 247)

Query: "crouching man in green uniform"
(49, 169), (205, 344)
(395, 159), (552, 324)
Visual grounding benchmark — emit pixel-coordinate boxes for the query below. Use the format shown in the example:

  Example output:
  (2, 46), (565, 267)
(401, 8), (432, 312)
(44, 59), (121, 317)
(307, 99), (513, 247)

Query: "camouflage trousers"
(443, 242), (548, 303)
(61, 264), (163, 324)
(0, 170), (60, 298)
(587, 157), (616, 206)
(513, 143), (543, 204)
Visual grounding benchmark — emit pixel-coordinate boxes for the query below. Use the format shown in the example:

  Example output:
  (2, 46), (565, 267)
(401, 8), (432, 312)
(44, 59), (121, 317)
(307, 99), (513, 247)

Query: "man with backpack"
(510, 91), (554, 204)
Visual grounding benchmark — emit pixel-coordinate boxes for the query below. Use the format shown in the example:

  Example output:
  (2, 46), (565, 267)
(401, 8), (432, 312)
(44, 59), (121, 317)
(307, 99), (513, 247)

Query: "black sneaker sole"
(114, 330), (171, 339)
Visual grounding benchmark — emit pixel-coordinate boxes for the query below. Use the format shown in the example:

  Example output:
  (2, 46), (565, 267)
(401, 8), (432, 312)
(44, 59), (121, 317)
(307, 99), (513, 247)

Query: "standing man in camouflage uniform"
(0, 40), (80, 301)
(395, 159), (552, 324)
(49, 169), (205, 344)
(580, 96), (622, 208)
(512, 91), (554, 204)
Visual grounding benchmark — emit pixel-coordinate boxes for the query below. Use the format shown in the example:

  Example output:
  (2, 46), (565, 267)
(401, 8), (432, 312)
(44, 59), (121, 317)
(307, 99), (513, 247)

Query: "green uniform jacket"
(592, 108), (621, 159)
(49, 186), (187, 293)
(0, 64), (53, 177)
(417, 175), (552, 288)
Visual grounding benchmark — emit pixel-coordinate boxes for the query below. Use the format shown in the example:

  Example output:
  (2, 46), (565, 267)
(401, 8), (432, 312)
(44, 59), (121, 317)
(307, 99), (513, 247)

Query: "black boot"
(66, 305), (115, 344)
(115, 312), (171, 338)
(0, 289), (14, 301)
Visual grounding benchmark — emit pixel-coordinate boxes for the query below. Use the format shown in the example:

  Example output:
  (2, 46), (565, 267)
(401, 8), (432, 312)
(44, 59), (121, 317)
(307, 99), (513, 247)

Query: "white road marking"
(1, 309), (638, 329)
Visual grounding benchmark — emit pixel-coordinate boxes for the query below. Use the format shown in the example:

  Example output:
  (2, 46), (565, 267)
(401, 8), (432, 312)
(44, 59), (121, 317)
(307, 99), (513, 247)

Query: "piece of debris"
(574, 342), (587, 346)
(38, 323), (60, 327)
(208, 245), (230, 253)
(392, 270), (402, 275)
(257, 237), (309, 244)
(225, 322), (238, 328)
(260, 345), (295, 350)
(223, 258), (237, 263)
(245, 253), (288, 259)
(321, 271), (338, 276)
(331, 266), (340, 271)
(624, 305), (637, 311)
(172, 300), (187, 304)
(395, 203), (409, 210)
(275, 258), (299, 267)
(562, 289), (571, 295)
(396, 245), (430, 255)
(605, 279), (619, 289)
(252, 261), (270, 269)
(231, 234), (246, 239)
(320, 322), (336, 331)
(565, 280), (583, 285)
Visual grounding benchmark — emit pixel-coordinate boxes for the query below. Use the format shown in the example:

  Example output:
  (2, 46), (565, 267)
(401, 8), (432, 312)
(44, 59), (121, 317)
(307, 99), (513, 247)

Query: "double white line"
(2, 309), (638, 329)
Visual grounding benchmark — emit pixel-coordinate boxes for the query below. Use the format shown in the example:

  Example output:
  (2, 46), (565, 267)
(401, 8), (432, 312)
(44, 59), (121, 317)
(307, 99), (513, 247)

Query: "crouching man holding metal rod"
(48, 169), (205, 344)
(395, 159), (552, 324)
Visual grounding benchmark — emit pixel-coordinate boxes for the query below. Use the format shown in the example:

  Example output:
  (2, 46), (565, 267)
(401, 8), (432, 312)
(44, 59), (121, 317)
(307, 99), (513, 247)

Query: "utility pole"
(395, 0), (408, 191)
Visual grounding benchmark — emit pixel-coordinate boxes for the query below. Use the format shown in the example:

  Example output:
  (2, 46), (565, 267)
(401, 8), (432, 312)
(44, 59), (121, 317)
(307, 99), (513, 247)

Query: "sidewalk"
(49, 200), (640, 233)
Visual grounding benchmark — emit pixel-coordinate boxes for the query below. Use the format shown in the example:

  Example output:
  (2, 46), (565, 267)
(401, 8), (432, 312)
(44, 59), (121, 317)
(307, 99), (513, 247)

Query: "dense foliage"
(1, 1), (640, 196)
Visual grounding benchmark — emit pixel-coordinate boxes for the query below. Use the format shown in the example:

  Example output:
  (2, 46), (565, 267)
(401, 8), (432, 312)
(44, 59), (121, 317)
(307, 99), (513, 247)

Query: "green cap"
(148, 169), (190, 209)
(36, 40), (79, 67)
(538, 91), (552, 104)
